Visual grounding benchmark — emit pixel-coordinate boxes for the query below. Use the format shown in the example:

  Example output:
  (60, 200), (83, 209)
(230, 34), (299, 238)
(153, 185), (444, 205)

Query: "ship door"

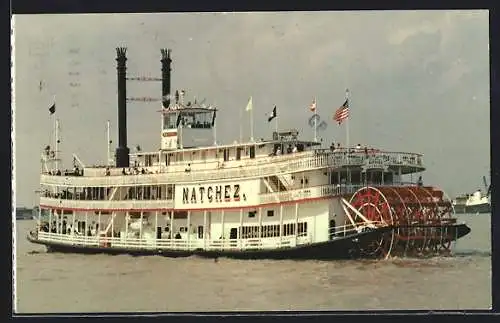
(229, 228), (238, 239)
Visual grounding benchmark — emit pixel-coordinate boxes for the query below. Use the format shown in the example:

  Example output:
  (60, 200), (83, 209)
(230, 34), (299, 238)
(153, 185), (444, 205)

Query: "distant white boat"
(453, 176), (491, 214)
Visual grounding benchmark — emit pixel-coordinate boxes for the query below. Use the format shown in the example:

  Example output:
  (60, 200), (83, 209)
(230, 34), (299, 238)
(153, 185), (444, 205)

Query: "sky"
(12, 10), (490, 207)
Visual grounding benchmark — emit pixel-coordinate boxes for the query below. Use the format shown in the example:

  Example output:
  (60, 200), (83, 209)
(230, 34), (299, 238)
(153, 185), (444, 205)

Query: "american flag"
(334, 99), (349, 124)
(309, 98), (316, 112)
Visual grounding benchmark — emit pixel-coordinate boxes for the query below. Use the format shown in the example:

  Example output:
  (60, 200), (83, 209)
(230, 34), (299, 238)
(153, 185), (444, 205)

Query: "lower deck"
(32, 199), (353, 253)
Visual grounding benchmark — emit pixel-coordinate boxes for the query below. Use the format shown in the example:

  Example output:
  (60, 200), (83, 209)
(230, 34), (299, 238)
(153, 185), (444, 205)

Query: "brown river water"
(13, 214), (491, 313)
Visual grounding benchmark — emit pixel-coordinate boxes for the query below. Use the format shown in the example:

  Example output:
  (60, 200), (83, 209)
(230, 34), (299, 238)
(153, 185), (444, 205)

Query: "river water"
(13, 214), (491, 313)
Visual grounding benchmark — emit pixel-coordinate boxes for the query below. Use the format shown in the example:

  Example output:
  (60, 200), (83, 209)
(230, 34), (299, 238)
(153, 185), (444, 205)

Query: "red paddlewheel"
(348, 187), (397, 259)
(346, 185), (459, 259)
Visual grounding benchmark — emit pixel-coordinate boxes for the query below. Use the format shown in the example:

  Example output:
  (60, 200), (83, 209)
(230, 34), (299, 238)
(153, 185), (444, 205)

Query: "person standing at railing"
(417, 176), (423, 187)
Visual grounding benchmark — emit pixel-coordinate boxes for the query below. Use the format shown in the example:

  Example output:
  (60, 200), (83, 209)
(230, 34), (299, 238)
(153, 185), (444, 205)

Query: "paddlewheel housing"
(345, 185), (460, 259)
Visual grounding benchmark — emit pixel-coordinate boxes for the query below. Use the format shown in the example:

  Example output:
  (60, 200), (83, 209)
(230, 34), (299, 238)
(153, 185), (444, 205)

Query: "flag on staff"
(268, 105), (277, 122)
(334, 99), (349, 125)
(48, 103), (56, 115)
(309, 98), (316, 112)
(245, 96), (253, 111)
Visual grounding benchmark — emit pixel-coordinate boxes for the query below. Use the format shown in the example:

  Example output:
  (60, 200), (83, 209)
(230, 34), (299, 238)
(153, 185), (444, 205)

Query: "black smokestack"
(115, 47), (130, 168)
(161, 48), (172, 108)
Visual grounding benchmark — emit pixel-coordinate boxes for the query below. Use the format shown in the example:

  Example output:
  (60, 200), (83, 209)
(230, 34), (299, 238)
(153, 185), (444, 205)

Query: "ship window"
(164, 113), (178, 129)
(249, 146), (256, 159)
(248, 211), (256, 218)
(267, 210), (274, 217)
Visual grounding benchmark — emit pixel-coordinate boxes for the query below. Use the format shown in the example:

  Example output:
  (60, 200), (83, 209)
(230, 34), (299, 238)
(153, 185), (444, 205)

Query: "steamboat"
(27, 47), (471, 259)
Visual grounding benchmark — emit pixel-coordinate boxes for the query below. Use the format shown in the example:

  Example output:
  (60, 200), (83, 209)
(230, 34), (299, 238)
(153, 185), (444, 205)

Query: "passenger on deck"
(105, 167), (111, 176)
(417, 176), (423, 187)
(141, 168), (146, 174)
(185, 164), (191, 172)
(122, 168), (126, 175)
(287, 145), (293, 154)
(292, 145), (298, 153)
(175, 232), (182, 239)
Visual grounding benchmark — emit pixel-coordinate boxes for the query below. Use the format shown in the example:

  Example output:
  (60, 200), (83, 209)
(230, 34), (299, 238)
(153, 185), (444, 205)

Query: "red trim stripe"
(39, 195), (331, 213)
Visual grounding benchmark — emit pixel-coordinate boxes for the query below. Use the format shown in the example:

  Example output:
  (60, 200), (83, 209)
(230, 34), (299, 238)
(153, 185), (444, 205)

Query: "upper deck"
(40, 143), (424, 187)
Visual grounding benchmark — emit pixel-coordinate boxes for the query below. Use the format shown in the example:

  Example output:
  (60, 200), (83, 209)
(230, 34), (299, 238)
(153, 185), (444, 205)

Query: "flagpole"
(249, 96), (254, 142)
(239, 108), (243, 143)
(314, 97), (318, 142)
(54, 118), (60, 171)
(51, 95), (59, 171)
(275, 107), (278, 135)
(345, 89), (351, 185)
(345, 89), (350, 150)
(107, 120), (111, 166)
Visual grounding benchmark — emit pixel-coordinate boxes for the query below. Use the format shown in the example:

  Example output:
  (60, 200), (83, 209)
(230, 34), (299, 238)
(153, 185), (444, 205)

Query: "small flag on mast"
(268, 105), (277, 122)
(245, 97), (253, 111)
(49, 103), (56, 115)
(309, 98), (316, 112)
(334, 99), (349, 125)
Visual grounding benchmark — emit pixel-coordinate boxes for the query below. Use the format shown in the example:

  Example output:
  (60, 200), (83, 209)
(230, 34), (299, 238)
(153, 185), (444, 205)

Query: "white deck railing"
(40, 151), (424, 187)
(258, 184), (364, 204)
(38, 197), (175, 210)
(39, 184), (370, 209)
(35, 232), (312, 251)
